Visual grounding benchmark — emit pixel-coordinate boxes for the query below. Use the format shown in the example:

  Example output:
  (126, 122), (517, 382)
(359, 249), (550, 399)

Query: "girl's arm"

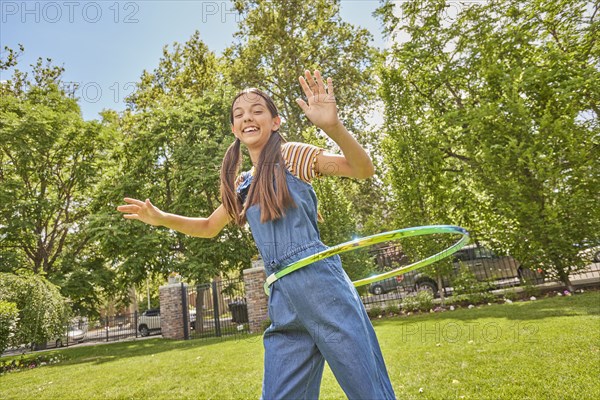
(117, 198), (231, 238)
(295, 70), (375, 179)
(315, 123), (375, 179)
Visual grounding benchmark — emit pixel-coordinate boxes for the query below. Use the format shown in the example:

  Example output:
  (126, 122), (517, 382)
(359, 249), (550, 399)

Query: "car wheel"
(139, 325), (150, 337)
(372, 285), (384, 295)
(416, 280), (438, 296)
(55, 339), (63, 348)
(594, 250), (600, 263)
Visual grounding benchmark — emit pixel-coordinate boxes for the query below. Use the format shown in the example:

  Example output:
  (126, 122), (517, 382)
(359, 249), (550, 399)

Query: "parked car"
(368, 275), (404, 295)
(368, 244), (544, 296)
(138, 308), (161, 337)
(137, 308), (197, 336)
(578, 243), (600, 264)
(55, 326), (86, 347)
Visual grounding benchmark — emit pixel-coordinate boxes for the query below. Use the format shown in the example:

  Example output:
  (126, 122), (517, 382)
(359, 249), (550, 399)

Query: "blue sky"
(1, 0), (388, 121)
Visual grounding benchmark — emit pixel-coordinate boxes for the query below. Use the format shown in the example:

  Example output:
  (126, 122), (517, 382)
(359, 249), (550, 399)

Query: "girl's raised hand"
(296, 70), (340, 132)
(116, 197), (165, 226)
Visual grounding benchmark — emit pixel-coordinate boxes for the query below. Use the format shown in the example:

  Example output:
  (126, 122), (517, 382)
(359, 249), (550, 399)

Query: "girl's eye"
(254, 110), (263, 114)
(234, 114), (243, 119)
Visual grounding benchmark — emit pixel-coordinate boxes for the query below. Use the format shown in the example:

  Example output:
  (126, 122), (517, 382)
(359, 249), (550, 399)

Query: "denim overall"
(238, 169), (396, 400)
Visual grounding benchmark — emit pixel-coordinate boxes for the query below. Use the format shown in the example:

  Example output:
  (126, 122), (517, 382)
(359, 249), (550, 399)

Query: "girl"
(117, 70), (396, 400)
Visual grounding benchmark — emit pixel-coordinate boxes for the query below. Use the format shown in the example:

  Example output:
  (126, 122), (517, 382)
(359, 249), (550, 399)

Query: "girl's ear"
(272, 115), (282, 132)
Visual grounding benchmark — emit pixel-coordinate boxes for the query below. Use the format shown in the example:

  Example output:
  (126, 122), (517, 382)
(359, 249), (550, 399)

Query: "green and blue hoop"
(264, 225), (470, 295)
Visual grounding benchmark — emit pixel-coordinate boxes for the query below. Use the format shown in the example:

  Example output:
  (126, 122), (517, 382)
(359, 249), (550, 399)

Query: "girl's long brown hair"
(220, 88), (296, 225)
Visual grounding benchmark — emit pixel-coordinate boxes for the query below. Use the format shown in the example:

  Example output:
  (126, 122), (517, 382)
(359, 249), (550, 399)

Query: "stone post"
(159, 282), (188, 340)
(243, 259), (269, 333)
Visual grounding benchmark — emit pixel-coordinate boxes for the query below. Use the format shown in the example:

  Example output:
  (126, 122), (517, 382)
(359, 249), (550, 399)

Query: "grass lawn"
(1, 291), (599, 399)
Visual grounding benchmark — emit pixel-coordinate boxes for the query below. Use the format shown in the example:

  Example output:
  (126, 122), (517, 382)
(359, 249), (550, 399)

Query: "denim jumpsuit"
(238, 168), (396, 400)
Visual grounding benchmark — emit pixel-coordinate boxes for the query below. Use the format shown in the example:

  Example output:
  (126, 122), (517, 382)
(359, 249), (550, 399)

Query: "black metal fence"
(360, 241), (600, 309)
(29, 313), (140, 352)
(90, 313), (140, 342)
(186, 277), (250, 340)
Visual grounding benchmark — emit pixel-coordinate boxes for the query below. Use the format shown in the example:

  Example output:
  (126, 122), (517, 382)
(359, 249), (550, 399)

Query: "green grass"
(1, 292), (599, 399)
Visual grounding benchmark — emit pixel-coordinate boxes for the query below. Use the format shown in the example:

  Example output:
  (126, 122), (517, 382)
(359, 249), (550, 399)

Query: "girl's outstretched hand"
(116, 198), (165, 226)
(296, 70), (341, 132)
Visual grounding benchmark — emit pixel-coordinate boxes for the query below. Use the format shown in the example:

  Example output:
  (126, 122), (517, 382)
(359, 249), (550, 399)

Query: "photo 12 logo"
(1, 1), (140, 24)
(200, 1), (241, 24)
(59, 81), (137, 104)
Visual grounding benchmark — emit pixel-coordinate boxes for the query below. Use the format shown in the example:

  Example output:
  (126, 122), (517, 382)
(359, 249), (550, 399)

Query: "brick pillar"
(243, 260), (269, 333)
(159, 282), (188, 340)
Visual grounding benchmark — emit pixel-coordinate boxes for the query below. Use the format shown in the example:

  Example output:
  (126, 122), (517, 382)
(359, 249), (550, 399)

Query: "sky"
(1, 0), (390, 121)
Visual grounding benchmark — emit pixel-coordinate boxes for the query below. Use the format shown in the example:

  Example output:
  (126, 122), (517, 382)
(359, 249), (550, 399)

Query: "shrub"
(450, 265), (497, 304)
(0, 273), (70, 349)
(503, 289), (519, 302)
(401, 291), (434, 312)
(367, 306), (383, 318)
(522, 283), (541, 298)
(384, 304), (400, 315)
(0, 353), (65, 375)
(0, 301), (19, 354)
(464, 291), (497, 305)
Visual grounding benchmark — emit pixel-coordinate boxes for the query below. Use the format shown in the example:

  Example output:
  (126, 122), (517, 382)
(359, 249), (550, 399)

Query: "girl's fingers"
(117, 205), (140, 213)
(298, 75), (313, 98)
(304, 70), (318, 92)
(295, 98), (309, 113)
(123, 197), (145, 207)
(123, 214), (140, 220)
(314, 70), (327, 95)
(327, 77), (335, 98)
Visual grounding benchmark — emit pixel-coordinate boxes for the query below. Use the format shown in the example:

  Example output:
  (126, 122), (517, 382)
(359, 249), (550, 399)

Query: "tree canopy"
(377, 0), (599, 289)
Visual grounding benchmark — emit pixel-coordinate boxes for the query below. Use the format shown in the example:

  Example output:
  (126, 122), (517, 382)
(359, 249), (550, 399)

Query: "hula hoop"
(264, 225), (469, 295)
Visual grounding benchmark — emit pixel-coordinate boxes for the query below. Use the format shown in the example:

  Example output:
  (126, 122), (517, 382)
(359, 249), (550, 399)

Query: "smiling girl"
(117, 70), (395, 399)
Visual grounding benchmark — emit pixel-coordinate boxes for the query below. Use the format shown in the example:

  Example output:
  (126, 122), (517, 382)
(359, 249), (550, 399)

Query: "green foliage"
(0, 75), (113, 276)
(89, 37), (255, 286)
(111, 93), (253, 283)
(125, 31), (220, 110)
(0, 273), (69, 349)
(401, 290), (434, 312)
(0, 353), (65, 375)
(377, 0), (600, 288)
(0, 301), (19, 354)
(452, 264), (492, 295)
(522, 282), (542, 299)
(384, 303), (400, 315)
(502, 288), (519, 302)
(367, 306), (383, 318)
(0, 48), (121, 315)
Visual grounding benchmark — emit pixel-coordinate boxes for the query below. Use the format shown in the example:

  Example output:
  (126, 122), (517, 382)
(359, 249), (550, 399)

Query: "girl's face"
(231, 92), (281, 150)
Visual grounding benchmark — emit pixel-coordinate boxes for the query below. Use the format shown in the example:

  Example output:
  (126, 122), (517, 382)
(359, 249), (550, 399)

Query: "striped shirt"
(235, 142), (324, 187)
(281, 142), (323, 183)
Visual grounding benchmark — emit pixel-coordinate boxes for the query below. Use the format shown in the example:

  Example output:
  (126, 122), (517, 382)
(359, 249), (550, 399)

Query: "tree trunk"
(436, 275), (445, 306)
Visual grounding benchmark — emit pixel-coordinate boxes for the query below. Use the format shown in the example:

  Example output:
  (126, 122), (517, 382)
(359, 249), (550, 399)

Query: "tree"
(125, 31), (221, 111)
(377, 0), (600, 290)
(89, 35), (255, 287)
(0, 273), (69, 349)
(0, 300), (19, 354)
(0, 47), (124, 313)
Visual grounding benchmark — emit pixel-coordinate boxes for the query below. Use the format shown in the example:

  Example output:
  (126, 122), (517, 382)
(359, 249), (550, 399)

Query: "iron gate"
(185, 277), (250, 340)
